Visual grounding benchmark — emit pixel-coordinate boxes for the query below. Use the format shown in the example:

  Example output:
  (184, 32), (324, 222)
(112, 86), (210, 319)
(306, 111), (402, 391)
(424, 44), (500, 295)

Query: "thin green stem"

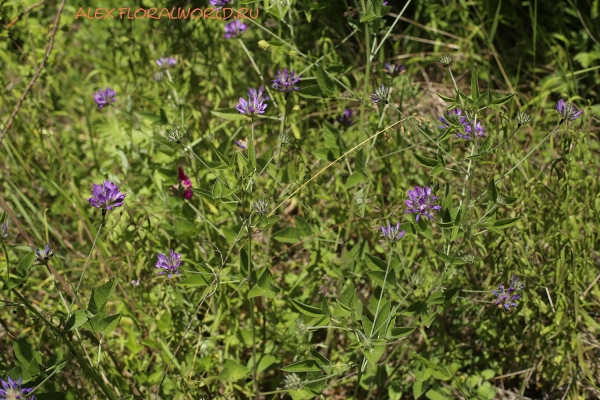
(2, 241), (9, 281)
(70, 212), (105, 313)
(370, 246), (395, 337)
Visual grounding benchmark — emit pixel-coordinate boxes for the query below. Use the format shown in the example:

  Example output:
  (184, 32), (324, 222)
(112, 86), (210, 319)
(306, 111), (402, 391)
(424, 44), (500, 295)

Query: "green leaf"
(436, 92), (455, 103)
(211, 108), (245, 121)
(63, 310), (88, 332)
(426, 291), (445, 306)
(2, 277), (26, 291)
(297, 85), (323, 99)
(365, 253), (387, 270)
(488, 180), (498, 203)
(282, 359), (321, 372)
(413, 380), (426, 399)
(367, 269), (397, 288)
(390, 327), (416, 339)
(372, 300), (391, 336)
(310, 348), (332, 374)
(359, 11), (379, 22)
(177, 274), (210, 287)
(248, 268), (280, 299)
(421, 311), (437, 328)
(316, 66), (336, 96)
(346, 172), (365, 189)
(434, 250), (451, 264)
(273, 227), (299, 243)
(294, 216), (312, 238)
(87, 278), (117, 315)
(257, 215), (280, 229)
(16, 251), (36, 278)
(361, 315), (373, 336)
(94, 313), (122, 335)
(471, 67), (480, 100)
(218, 359), (250, 382)
(413, 152), (438, 168)
(430, 164), (444, 177)
(290, 299), (323, 317)
(425, 389), (448, 400)
(491, 93), (516, 106)
(492, 217), (522, 229)
(312, 147), (340, 161)
(14, 339), (42, 370)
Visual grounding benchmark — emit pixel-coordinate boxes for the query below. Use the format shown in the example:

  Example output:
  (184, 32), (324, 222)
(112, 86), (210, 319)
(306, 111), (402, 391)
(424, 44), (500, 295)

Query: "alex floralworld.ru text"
(75, 7), (259, 20)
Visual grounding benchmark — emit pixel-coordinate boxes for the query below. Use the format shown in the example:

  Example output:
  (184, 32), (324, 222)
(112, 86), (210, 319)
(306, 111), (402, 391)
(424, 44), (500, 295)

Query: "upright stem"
(370, 246), (395, 337)
(70, 211), (105, 313)
(359, 1), (371, 138)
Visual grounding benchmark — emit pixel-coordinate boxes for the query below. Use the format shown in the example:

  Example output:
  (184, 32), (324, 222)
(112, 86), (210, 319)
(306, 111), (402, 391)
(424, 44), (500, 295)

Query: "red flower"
(178, 167), (193, 199)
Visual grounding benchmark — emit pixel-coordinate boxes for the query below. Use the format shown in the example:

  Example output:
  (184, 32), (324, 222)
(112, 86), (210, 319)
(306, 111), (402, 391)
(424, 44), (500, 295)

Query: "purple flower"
(156, 57), (176, 68)
(1, 222), (7, 239)
(556, 99), (583, 121)
(34, 242), (54, 265)
(272, 69), (301, 92)
(382, 1), (389, 4)
(380, 222), (405, 243)
(210, 0), (230, 6)
(234, 138), (248, 150)
(236, 95), (267, 117)
(336, 108), (355, 127)
(177, 167), (193, 200)
(224, 20), (247, 39)
(493, 275), (523, 312)
(384, 63), (405, 75)
(88, 180), (126, 211)
(371, 84), (390, 104)
(454, 120), (486, 140)
(94, 87), (117, 109)
(248, 86), (269, 103)
(405, 186), (441, 222)
(0, 376), (34, 400)
(131, 279), (140, 286)
(156, 250), (182, 278)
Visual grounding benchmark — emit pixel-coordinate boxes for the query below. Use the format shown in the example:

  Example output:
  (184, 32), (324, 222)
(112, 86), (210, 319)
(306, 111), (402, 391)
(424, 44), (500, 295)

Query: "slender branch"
(0, 0), (66, 145)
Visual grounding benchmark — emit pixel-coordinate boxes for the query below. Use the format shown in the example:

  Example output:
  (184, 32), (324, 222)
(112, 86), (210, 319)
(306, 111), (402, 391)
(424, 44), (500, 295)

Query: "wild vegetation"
(1, 0), (599, 399)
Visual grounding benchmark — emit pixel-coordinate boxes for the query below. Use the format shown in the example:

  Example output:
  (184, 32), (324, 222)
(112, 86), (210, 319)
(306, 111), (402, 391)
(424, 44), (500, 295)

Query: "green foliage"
(0, 0), (599, 398)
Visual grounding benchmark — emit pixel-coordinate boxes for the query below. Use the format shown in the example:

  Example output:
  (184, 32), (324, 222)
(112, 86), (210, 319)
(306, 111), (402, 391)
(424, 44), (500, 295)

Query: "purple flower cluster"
(248, 86), (269, 103)
(156, 250), (182, 278)
(34, 242), (54, 265)
(88, 180), (126, 211)
(210, 0), (230, 6)
(0, 376), (34, 400)
(493, 275), (523, 312)
(177, 167), (193, 199)
(438, 108), (486, 140)
(156, 57), (176, 68)
(380, 222), (405, 243)
(236, 95), (267, 117)
(405, 186), (442, 222)
(93, 87), (117, 109)
(556, 99), (583, 121)
(384, 63), (405, 75)
(272, 69), (301, 92)
(224, 20), (247, 39)
(336, 108), (355, 127)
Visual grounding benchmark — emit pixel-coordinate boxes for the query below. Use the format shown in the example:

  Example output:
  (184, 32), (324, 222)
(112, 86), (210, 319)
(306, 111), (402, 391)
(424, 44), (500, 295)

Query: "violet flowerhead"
(371, 84), (390, 104)
(272, 69), (301, 92)
(131, 279), (140, 286)
(224, 20), (247, 39)
(210, 0), (230, 6)
(384, 63), (405, 75)
(88, 180), (126, 211)
(380, 222), (405, 243)
(156, 57), (176, 68)
(336, 108), (355, 127)
(34, 242), (54, 265)
(556, 99), (583, 122)
(0, 222), (7, 240)
(405, 186), (441, 222)
(156, 250), (182, 278)
(235, 138), (248, 150)
(94, 87), (117, 109)
(248, 86), (269, 103)
(177, 167), (193, 200)
(493, 275), (523, 312)
(0, 376), (34, 400)
(236, 95), (267, 117)
(456, 120), (486, 140)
